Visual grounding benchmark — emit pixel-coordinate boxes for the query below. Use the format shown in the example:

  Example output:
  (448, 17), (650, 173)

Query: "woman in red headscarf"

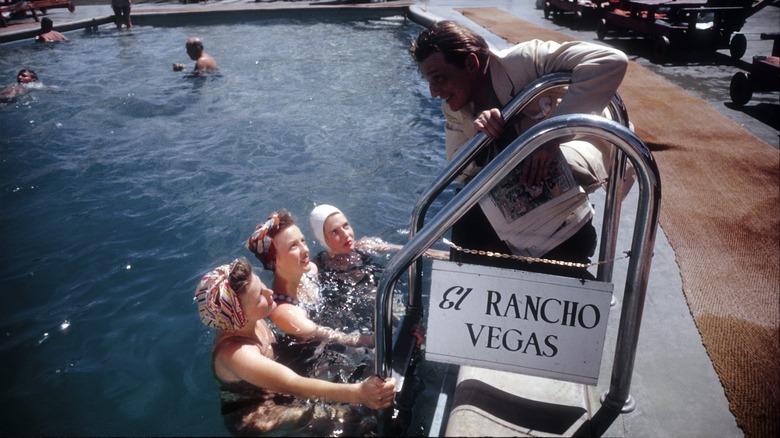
(246, 209), (373, 347)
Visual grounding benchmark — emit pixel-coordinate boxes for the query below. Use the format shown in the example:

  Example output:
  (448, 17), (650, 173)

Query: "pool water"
(0, 16), (450, 435)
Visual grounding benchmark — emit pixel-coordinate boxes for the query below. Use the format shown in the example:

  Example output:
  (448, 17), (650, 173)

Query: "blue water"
(0, 17), (449, 435)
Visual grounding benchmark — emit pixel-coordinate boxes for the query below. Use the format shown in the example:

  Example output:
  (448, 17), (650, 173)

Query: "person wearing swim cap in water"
(309, 204), (436, 344)
(310, 204), (448, 278)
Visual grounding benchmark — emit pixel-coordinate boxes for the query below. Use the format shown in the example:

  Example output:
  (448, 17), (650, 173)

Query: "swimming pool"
(0, 14), (451, 435)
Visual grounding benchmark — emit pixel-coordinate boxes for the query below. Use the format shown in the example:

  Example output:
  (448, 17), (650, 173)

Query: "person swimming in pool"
(309, 204), (386, 290)
(35, 18), (68, 42)
(309, 204), (436, 342)
(246, 209), (374, 348)
(0, 68), (39, 103)
(310, 204), (448, 282)
(195, 257), (396, 436)
(173, 37), (217, 75)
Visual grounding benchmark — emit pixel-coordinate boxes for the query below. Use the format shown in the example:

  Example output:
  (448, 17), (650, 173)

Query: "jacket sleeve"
(443, 102), (482, 182)
(498, 39), (628, 118)
(495, 40), (630, 192)
(443, 41), (628, 183)
(530, 41), (628, 116)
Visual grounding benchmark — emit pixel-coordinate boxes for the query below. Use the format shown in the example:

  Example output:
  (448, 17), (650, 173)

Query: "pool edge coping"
(0, 1), (417, 44)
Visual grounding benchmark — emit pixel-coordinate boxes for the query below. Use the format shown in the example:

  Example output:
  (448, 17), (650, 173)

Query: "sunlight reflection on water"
(0, 15), (449, 436)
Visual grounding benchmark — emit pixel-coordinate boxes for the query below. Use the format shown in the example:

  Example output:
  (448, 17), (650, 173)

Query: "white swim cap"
(309, 204), (342, 251)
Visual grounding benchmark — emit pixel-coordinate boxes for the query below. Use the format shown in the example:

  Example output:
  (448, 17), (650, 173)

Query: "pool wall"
(132, 5), (412, 27)
(0, 3), (414, 44)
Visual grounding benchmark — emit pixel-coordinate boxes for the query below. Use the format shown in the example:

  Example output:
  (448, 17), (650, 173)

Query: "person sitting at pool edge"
(173, 37), (217, 75)
(35, 18), (68, 42)
(195, 258), (396, 435)
(247, 209), (374, 347)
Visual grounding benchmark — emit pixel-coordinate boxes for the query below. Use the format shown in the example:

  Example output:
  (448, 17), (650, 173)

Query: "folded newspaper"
(478, 150), (593, 258)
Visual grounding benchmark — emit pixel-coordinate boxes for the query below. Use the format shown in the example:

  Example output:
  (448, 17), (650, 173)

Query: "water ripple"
(0, 18), (443, 435)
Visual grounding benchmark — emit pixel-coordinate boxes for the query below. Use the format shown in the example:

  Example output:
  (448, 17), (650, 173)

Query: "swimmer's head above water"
(309, 204), (355, 256)
(309, 204), (340, 251)
(17, 69), (38, 84)
(247, 209), (306, 272)
(195, 257), (275, 331)
(195, 258), (246, 330)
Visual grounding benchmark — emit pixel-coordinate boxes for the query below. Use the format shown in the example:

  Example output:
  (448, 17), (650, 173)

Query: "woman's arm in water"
(356, 236), (450, 260)
(215, 340), (395, 409)
(268, 303), (374, 347)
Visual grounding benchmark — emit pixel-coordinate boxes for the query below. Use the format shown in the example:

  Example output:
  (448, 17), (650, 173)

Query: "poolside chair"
(0, 0), (74, 27)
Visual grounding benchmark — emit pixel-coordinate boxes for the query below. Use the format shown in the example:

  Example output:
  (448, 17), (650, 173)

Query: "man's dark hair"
(40, 17), (54, 32)
(17, 69), (38, 83)
(410, 20), (490, 69)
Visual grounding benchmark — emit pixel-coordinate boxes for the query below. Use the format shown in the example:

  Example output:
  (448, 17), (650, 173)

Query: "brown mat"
(458, 7), (780, 438)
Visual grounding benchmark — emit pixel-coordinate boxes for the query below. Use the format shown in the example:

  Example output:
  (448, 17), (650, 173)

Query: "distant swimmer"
(35, 18), (68, 42)
(0, 69), (40, 102)
(173, 37), (217, 75)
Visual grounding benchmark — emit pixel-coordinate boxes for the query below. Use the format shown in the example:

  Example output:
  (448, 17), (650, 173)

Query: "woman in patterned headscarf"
(247, 209), (374, 347)
(195, 257), (396, 435)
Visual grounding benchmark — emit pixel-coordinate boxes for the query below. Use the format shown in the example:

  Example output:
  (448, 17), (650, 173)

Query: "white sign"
(426, 260), (613, 385)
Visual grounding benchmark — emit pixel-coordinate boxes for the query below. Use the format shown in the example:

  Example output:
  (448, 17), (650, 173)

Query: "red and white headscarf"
(194, 260), (246, 331)
(246, 213), (280, 271)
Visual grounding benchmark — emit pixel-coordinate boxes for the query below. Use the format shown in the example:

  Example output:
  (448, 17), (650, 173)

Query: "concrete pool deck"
(1, 1), (775, 437)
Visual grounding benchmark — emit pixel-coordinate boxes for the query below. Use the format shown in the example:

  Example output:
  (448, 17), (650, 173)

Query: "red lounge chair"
(0, 0), (75, 27)
(730, 33), (780, 105)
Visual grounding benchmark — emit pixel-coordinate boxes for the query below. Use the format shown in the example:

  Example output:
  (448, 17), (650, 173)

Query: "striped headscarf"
(246, 213), (280, 271)
(194, 260), (246, 331)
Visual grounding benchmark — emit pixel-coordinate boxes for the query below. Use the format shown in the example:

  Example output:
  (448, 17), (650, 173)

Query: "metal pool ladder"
(372, 73), (662, 435)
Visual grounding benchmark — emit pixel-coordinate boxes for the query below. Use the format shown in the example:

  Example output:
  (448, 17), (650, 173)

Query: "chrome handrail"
(375, 114), (661, 417)
(405, 72), (630, 306)
(404, 73), (569, 309)
(598, 91), (631, 283)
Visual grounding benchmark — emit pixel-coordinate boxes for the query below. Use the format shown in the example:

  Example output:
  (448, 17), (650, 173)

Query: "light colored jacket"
(442, 39), (628, 186)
